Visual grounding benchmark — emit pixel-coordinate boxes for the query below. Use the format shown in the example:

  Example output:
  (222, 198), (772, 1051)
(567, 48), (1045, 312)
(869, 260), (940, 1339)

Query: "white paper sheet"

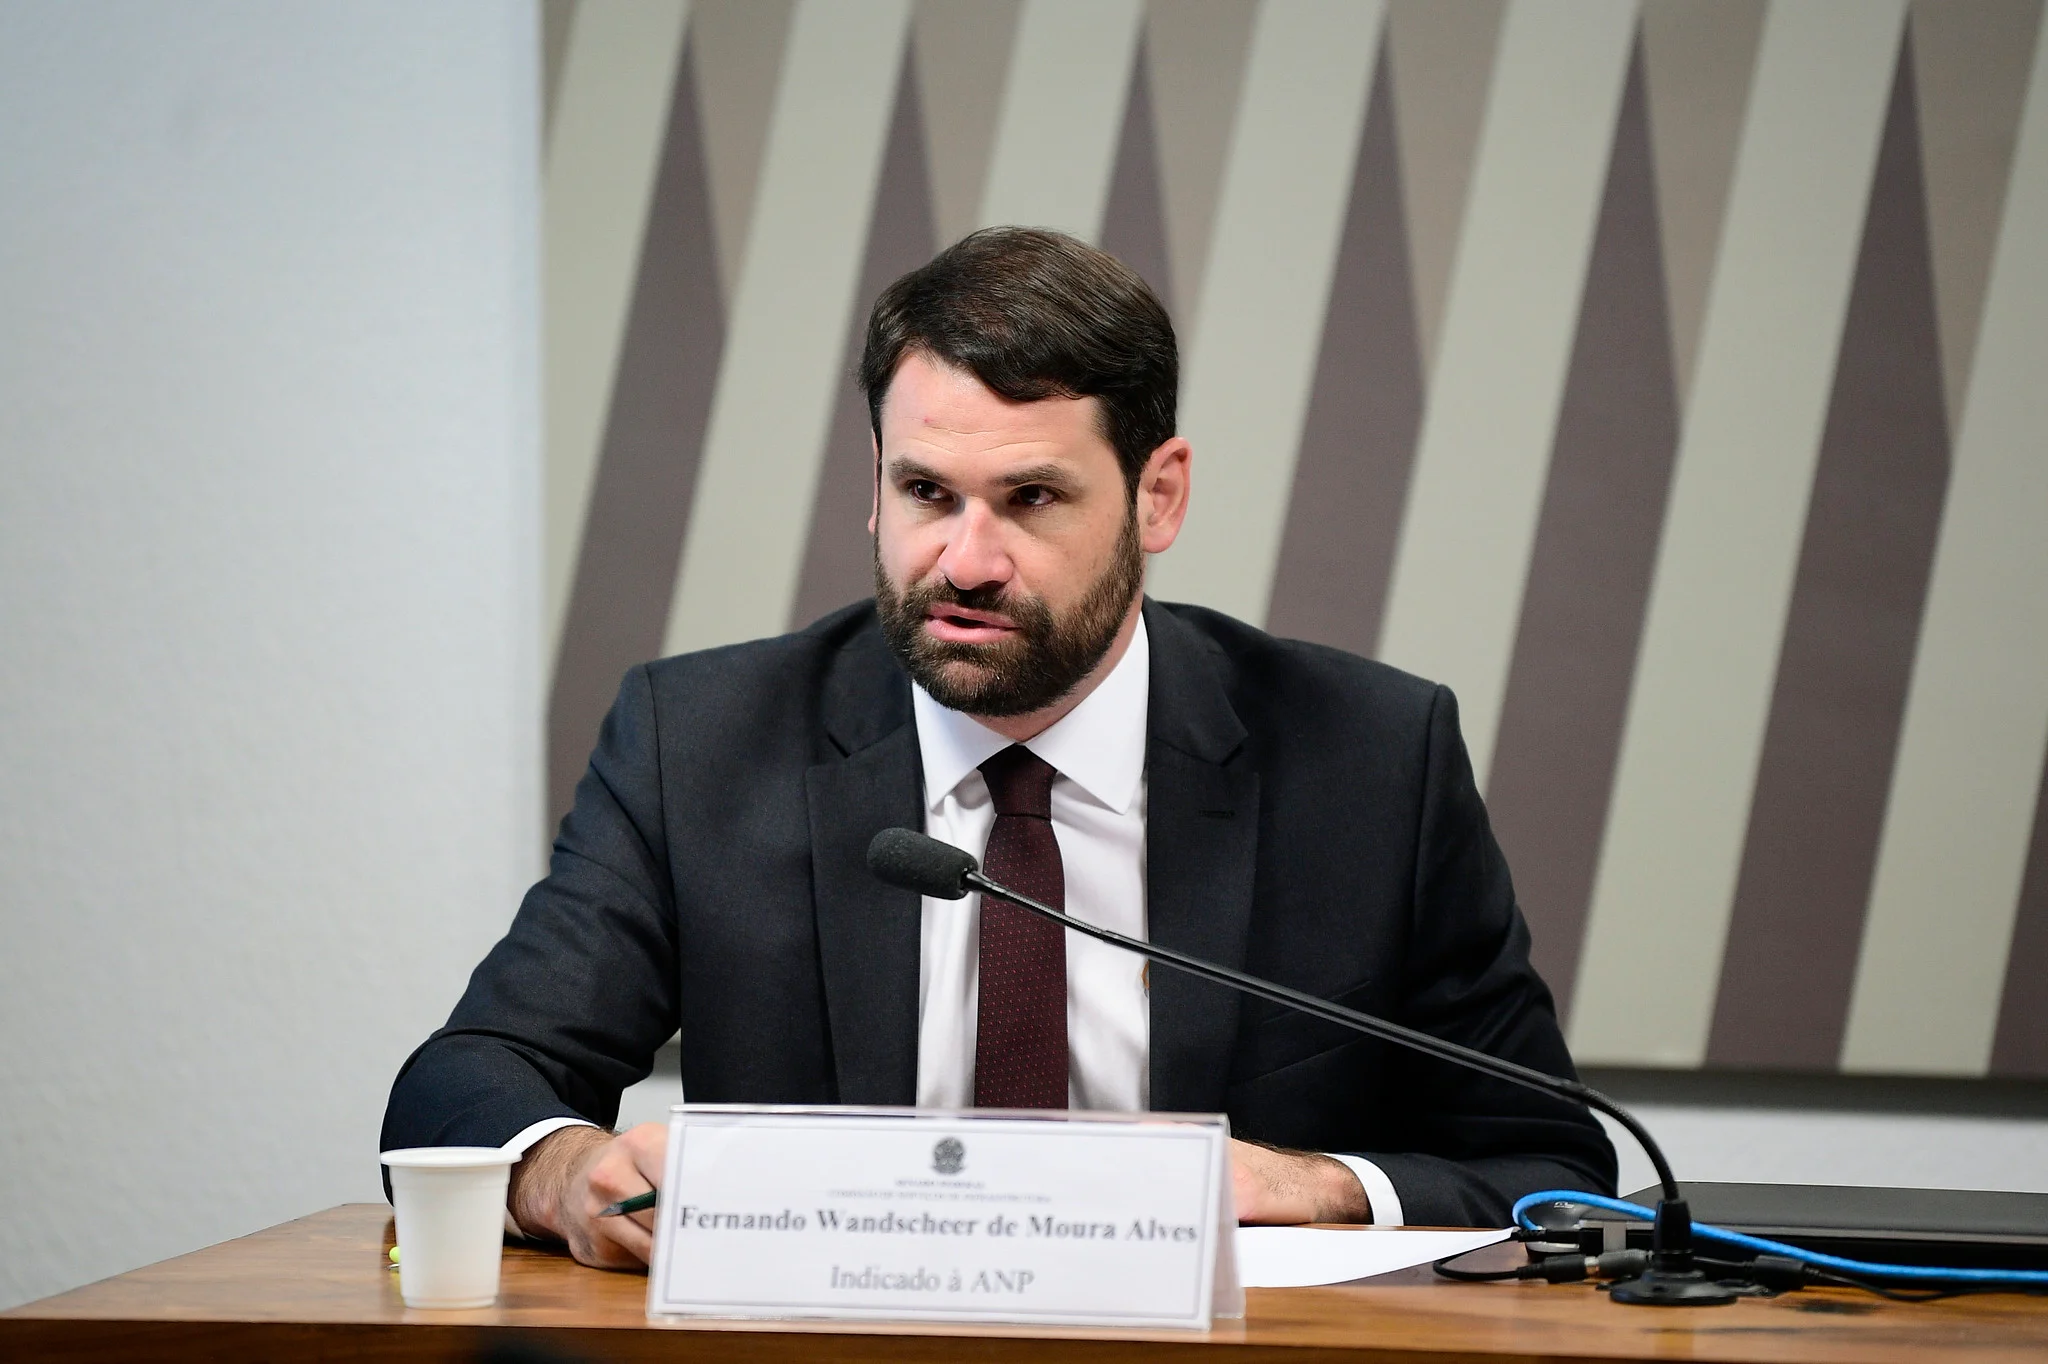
(1234, 1226), (1511, 1288)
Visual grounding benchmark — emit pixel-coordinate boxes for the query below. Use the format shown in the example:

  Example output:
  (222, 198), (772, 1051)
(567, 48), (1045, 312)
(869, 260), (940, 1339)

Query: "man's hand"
(509, 1127), (1358, 1256)
(509, 1123), (668, 1268)
(1230, 1138), (1373, 1224)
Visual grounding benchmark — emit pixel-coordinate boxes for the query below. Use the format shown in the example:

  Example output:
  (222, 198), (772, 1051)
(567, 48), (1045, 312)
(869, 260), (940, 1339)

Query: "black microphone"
(864, 826), (1734, 1307)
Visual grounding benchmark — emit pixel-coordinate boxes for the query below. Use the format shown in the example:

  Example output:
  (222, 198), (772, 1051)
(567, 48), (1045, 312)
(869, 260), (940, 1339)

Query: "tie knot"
(978, 745), (1056, 819)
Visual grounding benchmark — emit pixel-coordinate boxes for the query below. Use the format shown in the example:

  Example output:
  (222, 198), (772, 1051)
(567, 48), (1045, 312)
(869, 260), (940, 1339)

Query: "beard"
(875, 512), (1144, 718)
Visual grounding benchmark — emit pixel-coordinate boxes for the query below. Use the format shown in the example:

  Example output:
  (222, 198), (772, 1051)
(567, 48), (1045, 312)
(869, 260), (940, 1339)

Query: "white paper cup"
(381, 1146), (519, 1308)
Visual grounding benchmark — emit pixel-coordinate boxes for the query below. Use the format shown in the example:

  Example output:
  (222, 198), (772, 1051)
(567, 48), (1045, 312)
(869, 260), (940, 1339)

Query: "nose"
(934, 498), (1014, 592)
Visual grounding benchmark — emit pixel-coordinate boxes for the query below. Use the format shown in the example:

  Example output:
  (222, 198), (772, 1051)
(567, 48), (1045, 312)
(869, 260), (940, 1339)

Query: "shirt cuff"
(504, 1116), (597, 1157)
(1325, 1154), (1406, 1227)
(500, 1117), (599, 1238)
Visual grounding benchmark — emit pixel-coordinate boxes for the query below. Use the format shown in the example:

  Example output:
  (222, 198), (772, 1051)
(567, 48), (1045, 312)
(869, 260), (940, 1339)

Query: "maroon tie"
(973, 745), (1069, 1109)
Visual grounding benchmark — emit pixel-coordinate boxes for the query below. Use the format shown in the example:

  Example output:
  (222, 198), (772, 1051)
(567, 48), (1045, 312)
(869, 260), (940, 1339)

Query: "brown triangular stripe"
(547, 31), (724, 825)
(1639, 0), (1766, 411)
(1991, 752), (2048, 1076)
(1144, 0), (1258, 326)
(1385, 0), (1505, 380)
(693, 0), (797, 306)
(1484, 33), (1679, 1020)
(1262, 36), (1422, 658)
(1910, 0), (2044, 438)
(1707, 29), (1952, 1069)
(786, 43), (937, 631)
(1100, 33), (1175, 313)
(914, 0), (1022, 248)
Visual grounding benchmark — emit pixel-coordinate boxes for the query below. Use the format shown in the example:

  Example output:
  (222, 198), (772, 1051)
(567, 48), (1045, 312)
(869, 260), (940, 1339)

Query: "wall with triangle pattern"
(539, 0), (2048, 1080)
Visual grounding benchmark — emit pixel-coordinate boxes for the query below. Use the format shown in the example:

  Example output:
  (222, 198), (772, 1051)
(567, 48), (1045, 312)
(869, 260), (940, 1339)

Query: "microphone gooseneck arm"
(865, 825), (1737, 1305)
(953, 866), (1680, 1205)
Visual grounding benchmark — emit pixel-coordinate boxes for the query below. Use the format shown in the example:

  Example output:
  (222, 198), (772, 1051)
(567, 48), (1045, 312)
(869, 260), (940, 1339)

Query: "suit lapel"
(806, 624), (923, 1106)
(803, 603), (1260, 1114)
(1143, 602), (1259, 1116)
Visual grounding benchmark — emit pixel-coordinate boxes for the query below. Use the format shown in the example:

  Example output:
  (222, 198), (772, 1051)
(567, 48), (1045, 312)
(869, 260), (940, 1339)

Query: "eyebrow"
(994, 463), (1071, 488)
(885, 456), (1075, 489)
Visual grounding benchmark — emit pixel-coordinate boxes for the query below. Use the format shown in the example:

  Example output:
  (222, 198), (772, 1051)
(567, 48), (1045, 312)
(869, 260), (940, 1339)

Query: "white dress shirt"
(907, 617), (1402, 1225)
(912, 614), (1154, 1112)
(505, 614), (1404, 1224)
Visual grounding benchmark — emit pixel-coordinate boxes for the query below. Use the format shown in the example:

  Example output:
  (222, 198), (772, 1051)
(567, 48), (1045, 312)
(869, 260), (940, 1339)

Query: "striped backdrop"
(538, 0), (2048, 1079)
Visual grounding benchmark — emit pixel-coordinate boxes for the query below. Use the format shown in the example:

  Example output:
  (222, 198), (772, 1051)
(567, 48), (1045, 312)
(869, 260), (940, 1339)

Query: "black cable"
(1437, 1243), (2048, 1304)
(1433, 1248), (1653, 1285)
(1802, 1267), (2048, 1303)
(1805, 1268), (1970, 1303)
(1432, 1253), (1527, 1283)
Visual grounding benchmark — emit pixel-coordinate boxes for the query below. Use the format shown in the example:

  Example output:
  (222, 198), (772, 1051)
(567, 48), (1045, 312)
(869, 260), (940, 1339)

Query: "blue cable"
(1512, 1190), (2048, 1287)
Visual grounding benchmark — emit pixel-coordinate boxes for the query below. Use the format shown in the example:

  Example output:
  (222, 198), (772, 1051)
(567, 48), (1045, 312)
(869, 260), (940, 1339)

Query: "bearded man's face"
(869, 352), (1149, 720)
(876, 510), (1141, 717)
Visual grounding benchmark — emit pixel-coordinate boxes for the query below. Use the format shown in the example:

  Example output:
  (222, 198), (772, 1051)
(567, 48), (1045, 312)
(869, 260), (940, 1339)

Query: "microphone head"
(866, 828), (977, 900)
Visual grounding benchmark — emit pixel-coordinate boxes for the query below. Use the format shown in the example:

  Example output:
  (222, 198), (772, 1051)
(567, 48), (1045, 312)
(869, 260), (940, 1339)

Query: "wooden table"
(5, 1204), (2046, 1362)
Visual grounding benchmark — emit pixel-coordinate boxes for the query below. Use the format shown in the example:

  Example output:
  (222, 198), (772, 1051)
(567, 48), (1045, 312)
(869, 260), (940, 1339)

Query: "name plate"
(646, 1105), (1241, 1329)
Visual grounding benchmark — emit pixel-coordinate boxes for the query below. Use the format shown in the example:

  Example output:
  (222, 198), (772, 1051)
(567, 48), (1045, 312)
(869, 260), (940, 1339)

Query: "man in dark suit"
(383, 228), (1615, 1269)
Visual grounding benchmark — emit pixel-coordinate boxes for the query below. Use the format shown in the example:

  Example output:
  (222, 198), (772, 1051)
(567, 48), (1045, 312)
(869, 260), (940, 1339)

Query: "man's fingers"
(581, 1213), (653, 1267)
(554, 1124), (671, 1269)
(605, 1216), (655, 1263)
(586, 1141), (657, 1211)
(621, 1122), (669, 1186)
(581, 1193), (655, 1265)
(581, 1125), (665, 1213)
(572, 1225), (649, 1270)
(613, 1125), (667, 1249)
(567, 1191), (655, 1269)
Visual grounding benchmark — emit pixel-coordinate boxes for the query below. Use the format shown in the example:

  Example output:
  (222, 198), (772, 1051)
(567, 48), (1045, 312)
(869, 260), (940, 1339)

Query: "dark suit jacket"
(382, 599), (1615, 1226)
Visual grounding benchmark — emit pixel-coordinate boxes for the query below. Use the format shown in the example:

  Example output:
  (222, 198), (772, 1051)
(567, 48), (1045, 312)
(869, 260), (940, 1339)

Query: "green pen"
(599, 1190), (658, 1218)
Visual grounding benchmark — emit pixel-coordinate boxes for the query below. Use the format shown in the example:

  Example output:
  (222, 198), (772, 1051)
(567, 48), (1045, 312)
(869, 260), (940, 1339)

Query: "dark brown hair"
(859, 227), (1177, 494)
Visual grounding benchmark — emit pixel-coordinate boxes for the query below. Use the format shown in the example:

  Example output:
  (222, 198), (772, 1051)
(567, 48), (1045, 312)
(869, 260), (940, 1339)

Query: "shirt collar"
(912, 613), (1150, 816)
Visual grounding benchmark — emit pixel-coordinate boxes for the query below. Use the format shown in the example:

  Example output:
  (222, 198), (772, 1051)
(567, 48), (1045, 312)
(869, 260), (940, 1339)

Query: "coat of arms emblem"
(931, 1137), (965, 1175)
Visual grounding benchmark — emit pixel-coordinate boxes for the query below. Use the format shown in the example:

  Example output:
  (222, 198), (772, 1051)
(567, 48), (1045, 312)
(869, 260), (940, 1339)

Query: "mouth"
(922, 604), (1019, 646)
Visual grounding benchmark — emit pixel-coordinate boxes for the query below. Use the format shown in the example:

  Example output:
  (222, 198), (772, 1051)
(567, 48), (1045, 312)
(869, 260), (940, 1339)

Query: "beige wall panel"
(1571, 1), (1908, 1067)
(1145, 0), (1258, 323)
(543, 0), (690, 660)
(1639, 0), (1765, 409)
(976, 0), (1144, 240)
(1911, 0), (2044, 432)
(1146, 0), (1383, 622)
(661, 0), (911, 656)
(1844, 20), (2048, 1075)
(1374, 0), (1637, 784)
(915, 0), (1023, 249)
(692, 0), (795, 303)
(1385, 0), (1505, 380)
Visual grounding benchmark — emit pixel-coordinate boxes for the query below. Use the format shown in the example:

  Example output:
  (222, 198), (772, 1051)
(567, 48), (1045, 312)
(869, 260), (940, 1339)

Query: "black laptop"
(1581, 1184), (2048, 1271)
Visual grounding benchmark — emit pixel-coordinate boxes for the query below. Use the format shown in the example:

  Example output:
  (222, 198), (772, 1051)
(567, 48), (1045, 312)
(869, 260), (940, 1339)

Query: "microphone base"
(1608, 1268), (1741, 1306)
(1603, 1198), (1739, 1305)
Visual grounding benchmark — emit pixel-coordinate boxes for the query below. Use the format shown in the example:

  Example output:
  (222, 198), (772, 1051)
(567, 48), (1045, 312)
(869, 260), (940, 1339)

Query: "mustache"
(901, 576), (1024, 616)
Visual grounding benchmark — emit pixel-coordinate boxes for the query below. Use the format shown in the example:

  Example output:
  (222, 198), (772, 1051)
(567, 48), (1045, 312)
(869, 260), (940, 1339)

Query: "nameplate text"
(646, 1106), (1238, 1328)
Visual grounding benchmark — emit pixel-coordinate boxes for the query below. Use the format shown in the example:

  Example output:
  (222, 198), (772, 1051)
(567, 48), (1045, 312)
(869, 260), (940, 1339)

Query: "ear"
(1136, 437), (1192, 555)
(867, 431), (881, 536)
